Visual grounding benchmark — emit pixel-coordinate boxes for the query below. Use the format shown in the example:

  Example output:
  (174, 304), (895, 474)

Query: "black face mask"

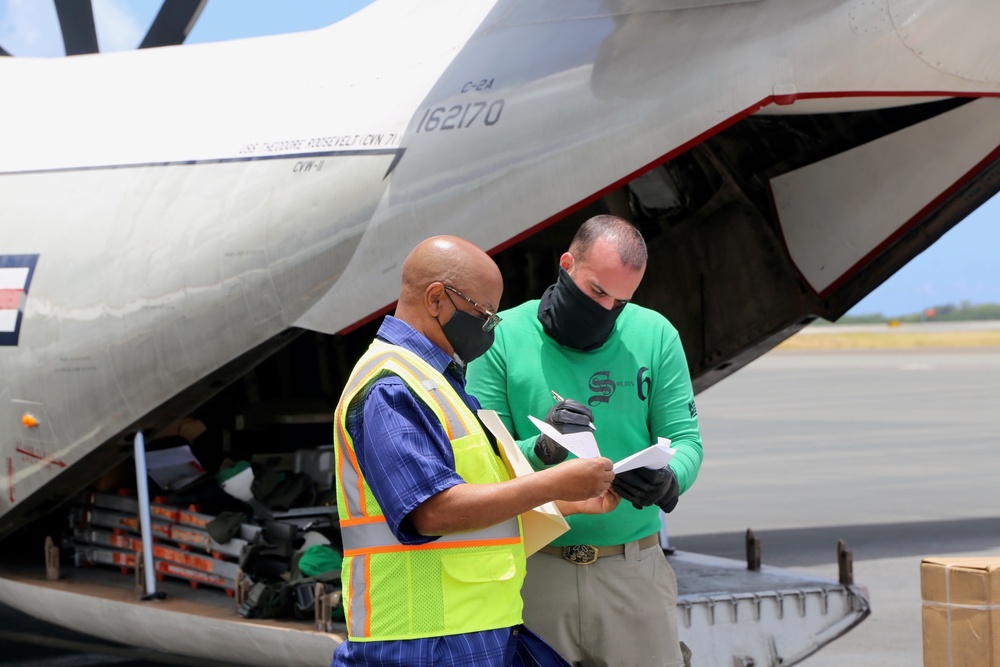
(437, 294), (495, 365)
(537, 267), (625, 351)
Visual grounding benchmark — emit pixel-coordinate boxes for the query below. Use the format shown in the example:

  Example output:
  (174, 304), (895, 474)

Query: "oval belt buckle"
(562, 544), (598, 565)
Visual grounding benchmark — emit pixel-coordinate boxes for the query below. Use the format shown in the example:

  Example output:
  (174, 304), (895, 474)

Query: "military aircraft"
(3, 0), (1000, 664)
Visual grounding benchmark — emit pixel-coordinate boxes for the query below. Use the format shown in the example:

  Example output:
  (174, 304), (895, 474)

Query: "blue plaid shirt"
(331, 316), (568, 667)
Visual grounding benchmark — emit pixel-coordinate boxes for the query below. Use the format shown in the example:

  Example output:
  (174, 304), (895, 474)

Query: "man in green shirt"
(467, 215), (703, 667)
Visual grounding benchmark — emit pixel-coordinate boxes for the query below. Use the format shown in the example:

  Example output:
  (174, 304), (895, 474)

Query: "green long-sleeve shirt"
(466, 299), (703, 547)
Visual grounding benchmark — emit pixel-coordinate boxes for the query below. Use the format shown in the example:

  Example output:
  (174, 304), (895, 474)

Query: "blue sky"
(0, 0), (370, 53)
(846, 196), (999, 317)
(1, 0), (996, 319)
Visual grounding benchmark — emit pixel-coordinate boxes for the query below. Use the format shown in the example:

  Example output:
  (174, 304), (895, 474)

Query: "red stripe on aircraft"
(808, 141), (1000, 299)
(487, 94), (775, 257)
(489, 90), (1000, 258)
(15, 445), (66, 469)
(0, 289), (23, 309)
(335, 89), (1000, 336)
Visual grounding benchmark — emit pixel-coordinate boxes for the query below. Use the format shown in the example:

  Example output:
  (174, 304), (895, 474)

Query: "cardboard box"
(477, 410), (569, 556)
(922, 556), (1000, 667)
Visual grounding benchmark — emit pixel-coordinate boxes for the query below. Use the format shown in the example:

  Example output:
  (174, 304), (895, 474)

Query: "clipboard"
(478, 409), (569, 555)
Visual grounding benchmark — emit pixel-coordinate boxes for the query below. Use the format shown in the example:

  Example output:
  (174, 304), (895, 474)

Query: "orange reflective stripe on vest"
(333, 340), (526, 641)
(335, 344), (478, 521)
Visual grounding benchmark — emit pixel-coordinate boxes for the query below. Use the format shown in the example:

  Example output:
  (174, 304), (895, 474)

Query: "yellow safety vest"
(334, 340), (526, 641)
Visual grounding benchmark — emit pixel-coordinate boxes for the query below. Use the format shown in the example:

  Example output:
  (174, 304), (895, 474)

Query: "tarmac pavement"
(669, 345), (1000, 666)
(2, 342), (998, 666)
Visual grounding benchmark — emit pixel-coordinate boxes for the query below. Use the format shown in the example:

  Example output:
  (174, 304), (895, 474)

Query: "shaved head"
(395, 236), (503, 355)
(400, 236), (500, 304)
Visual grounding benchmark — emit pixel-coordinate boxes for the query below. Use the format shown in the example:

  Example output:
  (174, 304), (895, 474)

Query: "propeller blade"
(139, 0), (209, 49)
(54, 0), (100, 56)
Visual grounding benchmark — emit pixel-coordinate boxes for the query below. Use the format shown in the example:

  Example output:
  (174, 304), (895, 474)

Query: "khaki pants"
(521, 541), (685, 667)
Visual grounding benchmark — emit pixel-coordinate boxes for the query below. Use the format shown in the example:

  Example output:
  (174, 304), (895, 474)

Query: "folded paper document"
(528, 414), (675, 472)
(610, 440), (675, 473)
(528, 415), (600, 458)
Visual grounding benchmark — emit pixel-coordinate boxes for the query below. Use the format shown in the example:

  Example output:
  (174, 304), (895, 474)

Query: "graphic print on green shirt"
(467, 299), (703, 547)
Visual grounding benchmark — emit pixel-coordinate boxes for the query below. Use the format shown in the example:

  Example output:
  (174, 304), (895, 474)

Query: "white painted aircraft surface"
(3, 0), (1000, 664)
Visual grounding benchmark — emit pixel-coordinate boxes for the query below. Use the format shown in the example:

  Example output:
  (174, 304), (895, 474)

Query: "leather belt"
(538, 534), (660, 565)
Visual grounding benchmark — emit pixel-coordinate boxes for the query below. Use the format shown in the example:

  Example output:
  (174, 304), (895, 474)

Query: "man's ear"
(424, 282), (446, 318)
(559, 252), (574, 274)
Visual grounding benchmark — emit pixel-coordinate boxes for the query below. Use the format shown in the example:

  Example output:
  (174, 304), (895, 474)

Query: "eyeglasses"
(444, 285), (502, 332)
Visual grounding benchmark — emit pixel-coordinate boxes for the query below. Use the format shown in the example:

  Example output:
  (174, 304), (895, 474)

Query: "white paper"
(612, 440), (676, 473)
(528, 417), (675, 473)
(528, 415), (601, 459)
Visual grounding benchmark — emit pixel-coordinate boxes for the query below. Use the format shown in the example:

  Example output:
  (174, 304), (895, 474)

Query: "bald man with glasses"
(331, 235), (620, 667)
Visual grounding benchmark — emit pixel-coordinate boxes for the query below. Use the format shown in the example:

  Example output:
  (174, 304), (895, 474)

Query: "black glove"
(612, 466), (679, 513)
(533, 399), (594, 465)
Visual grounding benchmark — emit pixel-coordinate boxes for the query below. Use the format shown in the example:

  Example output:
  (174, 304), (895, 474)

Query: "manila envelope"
(478, 409), (569, 555)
